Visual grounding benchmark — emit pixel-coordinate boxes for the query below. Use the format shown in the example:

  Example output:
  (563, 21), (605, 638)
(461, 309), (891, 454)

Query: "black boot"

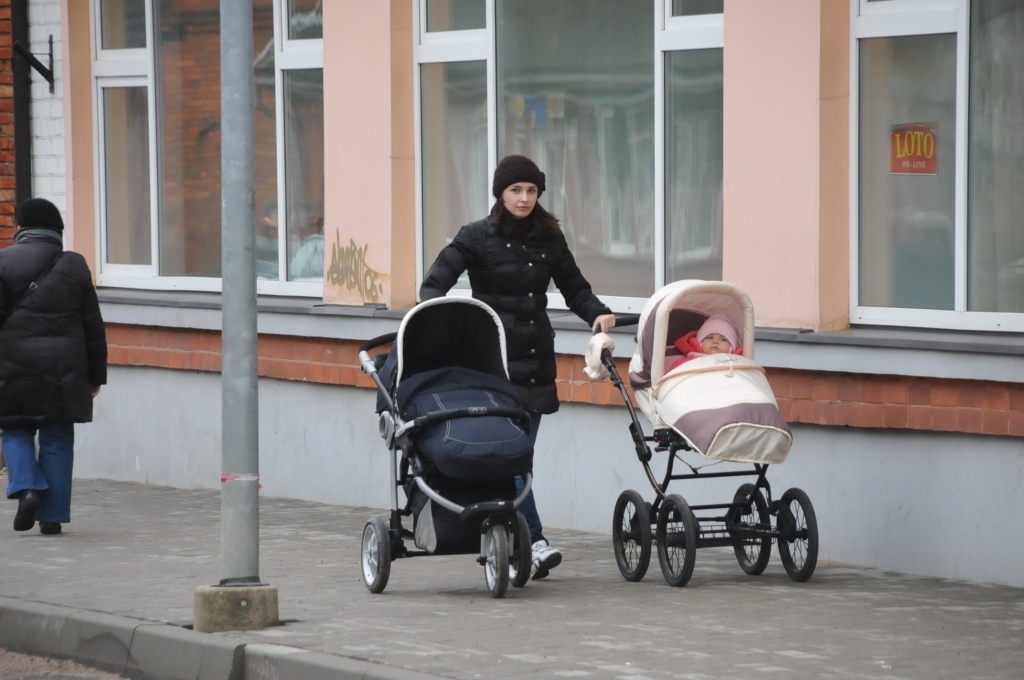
(39, 522), (61, 535)
(13, 489), (40, 532)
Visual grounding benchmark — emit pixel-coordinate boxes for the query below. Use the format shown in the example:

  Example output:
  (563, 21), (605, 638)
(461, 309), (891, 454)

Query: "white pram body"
(595, 280), (792, 464)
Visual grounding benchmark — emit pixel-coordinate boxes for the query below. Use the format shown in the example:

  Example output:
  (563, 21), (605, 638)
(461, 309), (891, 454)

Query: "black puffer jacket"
(421, 216), (610, 414)
(0, 237), (107, 430)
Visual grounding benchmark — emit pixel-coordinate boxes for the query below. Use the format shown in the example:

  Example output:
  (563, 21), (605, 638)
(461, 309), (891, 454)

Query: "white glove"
(583, 332), (616, 380)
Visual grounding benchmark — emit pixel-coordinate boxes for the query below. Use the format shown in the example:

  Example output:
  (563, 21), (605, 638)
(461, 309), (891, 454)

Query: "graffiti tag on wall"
(327, 231), (387, 303)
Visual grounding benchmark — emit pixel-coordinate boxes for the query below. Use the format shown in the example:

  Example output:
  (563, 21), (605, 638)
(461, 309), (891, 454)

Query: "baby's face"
(701, 332), (732, 355)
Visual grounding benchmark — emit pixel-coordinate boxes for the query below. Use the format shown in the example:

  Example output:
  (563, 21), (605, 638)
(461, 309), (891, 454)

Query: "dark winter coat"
(420, 215), (610, 414)
(0, 237), (107, 430)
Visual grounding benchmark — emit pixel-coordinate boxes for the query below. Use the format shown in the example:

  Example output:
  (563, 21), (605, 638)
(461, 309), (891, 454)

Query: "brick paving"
(0, 479), (1022, 679)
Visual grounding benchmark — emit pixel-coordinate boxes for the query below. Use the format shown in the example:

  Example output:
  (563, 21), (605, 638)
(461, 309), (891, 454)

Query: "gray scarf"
(14, 228), (64, 246)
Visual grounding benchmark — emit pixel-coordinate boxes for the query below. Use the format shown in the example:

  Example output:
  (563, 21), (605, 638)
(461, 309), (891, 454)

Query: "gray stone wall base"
(0, 596), (442, 680)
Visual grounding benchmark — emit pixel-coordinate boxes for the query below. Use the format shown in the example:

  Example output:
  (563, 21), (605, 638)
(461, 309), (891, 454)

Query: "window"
(414, 0), (724, 310)
(92, 0), (324, 294)
(852, 0), (1024, 330)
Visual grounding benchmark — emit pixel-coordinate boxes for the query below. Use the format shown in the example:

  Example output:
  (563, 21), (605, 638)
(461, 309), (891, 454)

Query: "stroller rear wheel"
(656, 494), (697, 587)
(509, 512), (532, 588)
(729, 483), (771, 575)
(483, 523), (510, 598)
(777, 487), (819, 582)
(612, 490), (651, 582)
(361, 517), (392, 594)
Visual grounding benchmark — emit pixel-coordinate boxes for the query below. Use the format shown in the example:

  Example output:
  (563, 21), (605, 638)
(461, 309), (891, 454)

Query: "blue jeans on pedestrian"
(2, 423), (75, 523)
(515, 414), (545, 544)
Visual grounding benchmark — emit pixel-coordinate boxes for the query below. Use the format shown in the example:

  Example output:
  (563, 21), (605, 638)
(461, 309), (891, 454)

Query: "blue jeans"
(2, 423), (75, 523)
(516, 415), (545, 544)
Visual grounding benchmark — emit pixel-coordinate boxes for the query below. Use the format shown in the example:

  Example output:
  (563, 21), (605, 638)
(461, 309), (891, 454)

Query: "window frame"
(413, 0), (724, 313)
(849, 0), (1023, 332)
(90, 0), (324, 297)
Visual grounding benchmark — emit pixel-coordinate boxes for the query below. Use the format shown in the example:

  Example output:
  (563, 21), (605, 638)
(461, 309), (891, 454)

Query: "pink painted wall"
(322, 2), (395, 306)
(722, 0), (849, 331)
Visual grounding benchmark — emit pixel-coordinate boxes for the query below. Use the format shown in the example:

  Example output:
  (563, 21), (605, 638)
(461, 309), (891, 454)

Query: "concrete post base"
(193, 584), (279, 633)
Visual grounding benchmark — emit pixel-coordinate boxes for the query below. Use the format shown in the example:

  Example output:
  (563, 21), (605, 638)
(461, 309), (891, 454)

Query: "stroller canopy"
(633, 280), (755, 390)
(394, 297), (508, 387)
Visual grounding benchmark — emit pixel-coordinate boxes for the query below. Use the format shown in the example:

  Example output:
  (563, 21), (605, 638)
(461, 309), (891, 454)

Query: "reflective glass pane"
(103, 87), (151, 265)
(154, 0), (277, 278)
(497, 0), (655, 298)
(968, 1), (1024, 313)
(665, 49), (722, 282)
(100, 0), (146, 50)
(672, 0), (723, 16)
(859, 34), (956, 310)
(426, 0), (486, 32)
(421, 61), (488, 289)
(288, 0), (323, 40)
(284, 69), (325, 282)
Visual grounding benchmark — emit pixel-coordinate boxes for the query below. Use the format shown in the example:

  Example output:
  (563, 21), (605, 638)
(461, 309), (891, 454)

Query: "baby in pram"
(668, 314), (743, 371)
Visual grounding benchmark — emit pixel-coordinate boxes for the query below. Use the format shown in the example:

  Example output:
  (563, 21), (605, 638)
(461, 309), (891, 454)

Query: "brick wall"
(105, 324), (1024, 437)
(28, 0), (65, 217)
(0, 0), (13, 248)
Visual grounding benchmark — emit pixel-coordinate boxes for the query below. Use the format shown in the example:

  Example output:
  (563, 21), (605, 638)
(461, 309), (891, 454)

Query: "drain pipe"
(11, 0), (32, 205)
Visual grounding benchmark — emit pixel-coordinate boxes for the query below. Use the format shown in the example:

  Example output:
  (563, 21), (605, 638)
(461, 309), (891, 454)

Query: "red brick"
(790, 399), (816, 423)
(812, 376), (837, 401)
(956, 408), (984, 434)
(836, 376), (860, 403)
(1009, 387), (1024, 412)
(767, 372), (792, 399)
(852, 403), (885, 428)
(570, 381), (592, 404)
(883, 404), (908, 429)
(907, 405), (931, 430)
(814, 401), (837, 426)
(166, 351), (186, 370)
(836, 403), (857, 427)
(307, 340), (328, 364)
(958, 384), (985, 409)
(861, 381), (889, 404)
(1009, 411), (1024, 437)
(791, 374), (813, 400)
(931, 384), (959, 407)
(556, 381), (571, 402)
(884, 381), (908, 405)
(908, 380), (931, 406)
(931, 406), (958, 431)
(982, 409), (1009, 436)
(981, 385), (1009, 411)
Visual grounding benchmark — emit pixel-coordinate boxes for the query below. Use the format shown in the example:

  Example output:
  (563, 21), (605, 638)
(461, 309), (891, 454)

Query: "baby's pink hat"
(697, 314), (739, 350)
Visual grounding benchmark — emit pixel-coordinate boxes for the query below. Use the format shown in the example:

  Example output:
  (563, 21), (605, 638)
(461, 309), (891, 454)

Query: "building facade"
(5, 0), (1024, 586)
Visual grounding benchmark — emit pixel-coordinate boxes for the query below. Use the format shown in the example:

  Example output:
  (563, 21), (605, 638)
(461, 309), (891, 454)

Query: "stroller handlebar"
(593, 314), (641, 336)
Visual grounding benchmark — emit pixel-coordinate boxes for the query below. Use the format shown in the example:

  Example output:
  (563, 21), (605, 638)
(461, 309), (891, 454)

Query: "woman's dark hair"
(489, 199), (560, 236)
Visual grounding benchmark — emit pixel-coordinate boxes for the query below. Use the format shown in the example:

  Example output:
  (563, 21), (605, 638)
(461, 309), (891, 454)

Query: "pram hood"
(625, 280), (791, 465)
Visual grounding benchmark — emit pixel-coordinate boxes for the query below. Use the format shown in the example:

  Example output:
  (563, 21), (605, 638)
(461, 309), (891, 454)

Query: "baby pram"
(585, 280), (818, 587)
(358, 297), (536, 598)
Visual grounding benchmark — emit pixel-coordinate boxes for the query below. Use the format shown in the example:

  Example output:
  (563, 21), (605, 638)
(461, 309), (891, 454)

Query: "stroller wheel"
(361, 517), (392, 594)
(777, 488), (818, 582)
(612, 490), (651, 582)
(729, 483), (771, 576)
(509, 512), (532, 588)
(656, 494), (697, 587)
(483, 523), (510, 598)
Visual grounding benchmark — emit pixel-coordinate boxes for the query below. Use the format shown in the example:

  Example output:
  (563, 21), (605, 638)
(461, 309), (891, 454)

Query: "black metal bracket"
(13, 35), (54, 95)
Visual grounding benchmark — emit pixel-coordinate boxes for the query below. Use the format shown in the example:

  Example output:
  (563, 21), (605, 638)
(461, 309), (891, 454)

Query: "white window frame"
(850, 0), (1023, 332)
(413, 0), (724, 314)
(90, 0), (324, 296)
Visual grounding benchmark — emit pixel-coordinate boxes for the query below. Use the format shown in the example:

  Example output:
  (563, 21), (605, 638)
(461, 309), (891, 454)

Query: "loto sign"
(890, 123), (937, 175)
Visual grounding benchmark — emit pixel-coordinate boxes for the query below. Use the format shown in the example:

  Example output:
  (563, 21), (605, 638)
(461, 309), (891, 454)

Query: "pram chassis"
(598, 317), (818, 587)
(358, 333), (535, 598)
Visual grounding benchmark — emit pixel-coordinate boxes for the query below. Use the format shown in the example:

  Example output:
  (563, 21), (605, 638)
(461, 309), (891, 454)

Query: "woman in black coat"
(0, 198), (107, 534)
(421, 155), (615, 579)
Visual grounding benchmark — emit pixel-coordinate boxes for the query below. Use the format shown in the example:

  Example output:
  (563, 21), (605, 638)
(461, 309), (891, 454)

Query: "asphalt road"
(0, 648), (124, 679)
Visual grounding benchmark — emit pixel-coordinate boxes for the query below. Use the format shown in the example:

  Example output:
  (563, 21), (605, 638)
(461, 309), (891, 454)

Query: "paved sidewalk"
(1, 480), (1022, 679)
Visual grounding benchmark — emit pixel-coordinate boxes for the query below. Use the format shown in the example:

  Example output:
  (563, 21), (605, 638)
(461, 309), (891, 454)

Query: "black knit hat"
(492, 155), (546, 198)
(16, 198), (65, 232)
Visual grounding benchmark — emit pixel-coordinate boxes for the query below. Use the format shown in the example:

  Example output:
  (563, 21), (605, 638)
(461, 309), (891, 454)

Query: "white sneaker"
(531, 539), (562, 580)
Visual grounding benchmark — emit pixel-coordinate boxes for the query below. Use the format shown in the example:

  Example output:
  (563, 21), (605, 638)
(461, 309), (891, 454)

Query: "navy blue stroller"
(358, 297), (536, 598)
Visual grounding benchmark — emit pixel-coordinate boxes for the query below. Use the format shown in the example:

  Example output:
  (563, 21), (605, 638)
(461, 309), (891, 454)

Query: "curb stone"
(0, 597), (445, 680)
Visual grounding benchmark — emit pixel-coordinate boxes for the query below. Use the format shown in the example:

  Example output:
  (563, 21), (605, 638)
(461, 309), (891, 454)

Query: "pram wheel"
(612, 490), (651, 582)
(656, 494), (697, 587)
(776, 488), (818, 582)
(483, 523), (510, 598)
(361, 517), (392, 593)
(729, 483), (771, 575)
(509, 512), (532, 588)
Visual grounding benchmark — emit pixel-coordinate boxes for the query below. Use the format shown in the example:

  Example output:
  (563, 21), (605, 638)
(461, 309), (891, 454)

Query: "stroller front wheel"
(483, 523), (510, 598)
(612, 489), (652, 582)
(656, 494), (697, 587)
(361, 517), (392, 594)
(776, 487), (819, 582)
(509, 512), (532, 588)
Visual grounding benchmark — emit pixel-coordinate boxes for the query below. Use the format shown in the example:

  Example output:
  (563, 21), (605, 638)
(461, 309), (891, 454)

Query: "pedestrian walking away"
(421, 154), (615, 579)
(0, 198), (108, 534)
